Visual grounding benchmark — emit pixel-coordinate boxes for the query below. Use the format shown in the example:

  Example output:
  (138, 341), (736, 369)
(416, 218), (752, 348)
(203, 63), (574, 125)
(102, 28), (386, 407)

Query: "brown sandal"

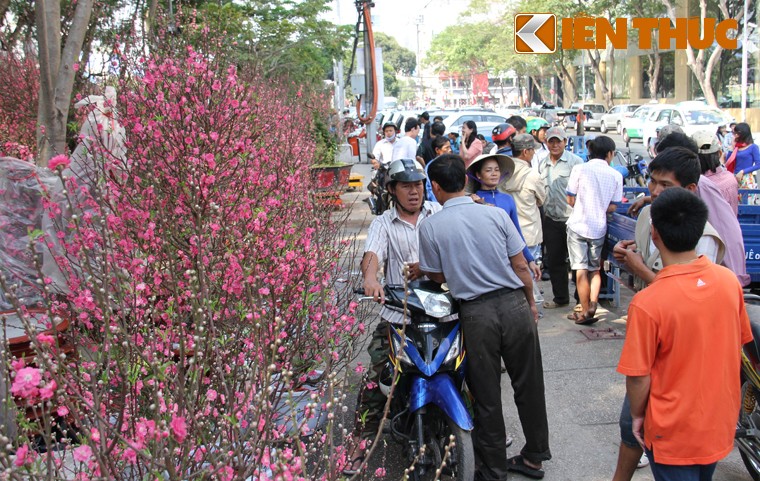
(569, 311), (598, 325)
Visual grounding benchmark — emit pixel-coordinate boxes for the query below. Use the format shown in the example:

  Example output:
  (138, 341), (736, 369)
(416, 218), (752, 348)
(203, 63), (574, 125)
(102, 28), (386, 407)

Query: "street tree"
(374, 32), (416, 76)
(662, 0), (744, 106)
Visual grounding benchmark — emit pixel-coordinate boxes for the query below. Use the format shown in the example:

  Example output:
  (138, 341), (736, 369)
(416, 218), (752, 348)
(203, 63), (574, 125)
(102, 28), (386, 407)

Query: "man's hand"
(371, 158), (380, 170)
(613, 240), (637, 263)
(528, 261), (541, 280)
(404, 262), (423, 281)
(737, 170), (745, 184)
(627, 196), (651, 217)
(363, 279), (385, 304)
(470, 194), (486, 205)
(632, 415), (645, 449)
(530, 304), (539, 323)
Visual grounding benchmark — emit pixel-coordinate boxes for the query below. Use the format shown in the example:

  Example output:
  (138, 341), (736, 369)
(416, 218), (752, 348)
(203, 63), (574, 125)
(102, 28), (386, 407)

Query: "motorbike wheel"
(410, 411), (475, 481)
(739, 381), (760, 481)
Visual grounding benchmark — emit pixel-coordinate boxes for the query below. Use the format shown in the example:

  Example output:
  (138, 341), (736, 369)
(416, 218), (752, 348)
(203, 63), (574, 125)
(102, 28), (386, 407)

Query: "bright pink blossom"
(170, 415), (187, 443)
(11, 367), (41, 399)
(48, 154), (71, 170)
(73, 445), (93, 463)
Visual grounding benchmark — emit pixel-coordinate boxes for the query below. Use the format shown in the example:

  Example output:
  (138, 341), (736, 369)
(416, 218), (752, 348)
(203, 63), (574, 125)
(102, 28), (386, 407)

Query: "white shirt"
(373, 137), (396, 165)
(565, 158), (623, 239)
(392, 135), (419, 161)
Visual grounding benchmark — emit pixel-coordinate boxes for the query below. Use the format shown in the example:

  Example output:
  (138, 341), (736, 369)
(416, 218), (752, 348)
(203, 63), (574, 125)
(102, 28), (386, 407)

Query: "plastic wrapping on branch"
(0, 158), (63, 309)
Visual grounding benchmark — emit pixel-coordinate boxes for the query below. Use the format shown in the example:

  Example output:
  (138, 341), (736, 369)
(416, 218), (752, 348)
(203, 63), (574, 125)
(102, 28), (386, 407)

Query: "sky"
(328, 0), (469, 58)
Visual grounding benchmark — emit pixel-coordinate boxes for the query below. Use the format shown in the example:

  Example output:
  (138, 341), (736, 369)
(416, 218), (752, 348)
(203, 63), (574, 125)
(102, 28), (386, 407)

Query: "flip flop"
(506, 455), (545, 479)
(569, 311), (598, 325)
(342, 456), (365, 476)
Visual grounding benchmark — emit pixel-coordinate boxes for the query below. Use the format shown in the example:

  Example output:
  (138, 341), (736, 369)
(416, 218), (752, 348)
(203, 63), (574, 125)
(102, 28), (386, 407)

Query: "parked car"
(442, 111), (508, 142)
(621, 104), (669, 143)
(600, 104), (641, 134)
(641, 105), (728, 157)
(565, 102), (607, 130)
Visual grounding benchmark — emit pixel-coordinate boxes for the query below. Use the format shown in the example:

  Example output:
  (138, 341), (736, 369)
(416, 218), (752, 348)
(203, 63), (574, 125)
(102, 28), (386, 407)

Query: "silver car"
(566, 103), (607, 131)
(600, 104), (641, 134)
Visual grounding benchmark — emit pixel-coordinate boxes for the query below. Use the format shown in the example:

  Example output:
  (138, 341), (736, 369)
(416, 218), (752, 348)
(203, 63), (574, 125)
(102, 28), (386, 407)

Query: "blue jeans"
(645, 448), (717, 481)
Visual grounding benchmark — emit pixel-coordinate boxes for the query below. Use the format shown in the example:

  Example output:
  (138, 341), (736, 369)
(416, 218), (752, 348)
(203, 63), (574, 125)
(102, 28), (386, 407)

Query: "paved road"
(338, 161), (752, 481)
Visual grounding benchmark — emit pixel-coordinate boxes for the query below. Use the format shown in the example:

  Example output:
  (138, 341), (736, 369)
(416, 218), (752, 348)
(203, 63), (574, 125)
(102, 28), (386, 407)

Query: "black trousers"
(542, 216), (570, 305)
(460, 288), (551, 481)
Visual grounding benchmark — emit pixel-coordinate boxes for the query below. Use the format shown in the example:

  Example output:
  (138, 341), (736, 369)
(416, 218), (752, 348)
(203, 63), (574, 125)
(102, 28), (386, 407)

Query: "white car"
(621, 105), (670, 143)
(641, 105), (728, 157)
(442, 111), (508, 142)
(600, 104), (641, 134)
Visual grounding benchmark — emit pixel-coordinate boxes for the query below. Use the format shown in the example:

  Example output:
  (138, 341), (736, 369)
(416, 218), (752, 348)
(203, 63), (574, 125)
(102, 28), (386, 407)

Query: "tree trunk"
(586, 48), (612, 107)
(530, 75), (545, 103)
(35, 0), (94, 166)
(662, 0), (741, 107)
(554, 61), (577, 108)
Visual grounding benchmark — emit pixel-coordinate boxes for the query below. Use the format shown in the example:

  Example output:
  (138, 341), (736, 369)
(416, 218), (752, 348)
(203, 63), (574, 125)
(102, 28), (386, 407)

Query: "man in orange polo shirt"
(617, 187), (752, 480)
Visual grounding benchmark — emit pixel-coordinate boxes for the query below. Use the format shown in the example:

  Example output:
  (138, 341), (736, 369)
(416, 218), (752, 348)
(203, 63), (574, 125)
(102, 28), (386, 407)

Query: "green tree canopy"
(374, 31), (416, 76)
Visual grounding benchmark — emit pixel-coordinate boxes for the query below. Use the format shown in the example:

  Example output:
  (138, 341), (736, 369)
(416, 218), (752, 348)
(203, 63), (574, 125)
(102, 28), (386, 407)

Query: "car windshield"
(626, 105), (640, 112)
(632, 108), (649, 119)
(586, 105), (606, 113)
(683, 109), (725, 125)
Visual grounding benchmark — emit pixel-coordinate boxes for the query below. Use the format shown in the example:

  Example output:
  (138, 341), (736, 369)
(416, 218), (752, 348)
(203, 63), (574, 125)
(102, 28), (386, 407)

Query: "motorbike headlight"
(443, 331), (461, 365)
(413, 289), (453, 318)
(391, 333), (414, 366)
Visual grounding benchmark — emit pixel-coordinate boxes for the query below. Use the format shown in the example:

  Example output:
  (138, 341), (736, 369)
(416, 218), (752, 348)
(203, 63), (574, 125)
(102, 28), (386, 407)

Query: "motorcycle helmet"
(526, 117), (550, 134)
(382, 122), (398, 132)
(491, 123), (517, 143)
(387, 159), (426, 185)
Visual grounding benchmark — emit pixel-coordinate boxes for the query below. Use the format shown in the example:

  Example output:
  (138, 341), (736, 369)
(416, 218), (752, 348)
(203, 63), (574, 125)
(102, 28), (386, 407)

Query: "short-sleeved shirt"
(617, 256), (752, 465)
(418, 196), (525, 301)
(538, 150), (583, 221)
(392, 135), (418, 161)
(372, 137), (396, 165)
(566, 158), (623, 239)
(364, 201), (442, 323)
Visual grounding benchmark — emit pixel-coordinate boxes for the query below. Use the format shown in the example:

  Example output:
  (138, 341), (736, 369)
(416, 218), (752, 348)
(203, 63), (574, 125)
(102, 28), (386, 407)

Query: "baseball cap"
(657, 124), (684, 142)
(512, 133), (536, 151)
(546, 126), (566, 141)
(691, 130), (721, 154)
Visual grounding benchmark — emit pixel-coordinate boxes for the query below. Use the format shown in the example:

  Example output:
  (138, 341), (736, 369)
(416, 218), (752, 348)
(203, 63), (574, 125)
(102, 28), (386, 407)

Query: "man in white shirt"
(393, 117), (421, 162)
(565, 135), (623, 324)
(372, 122), (398, 166)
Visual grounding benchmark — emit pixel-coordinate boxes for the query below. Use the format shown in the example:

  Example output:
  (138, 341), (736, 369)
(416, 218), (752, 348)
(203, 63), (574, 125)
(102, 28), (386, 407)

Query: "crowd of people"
(351, 111), (755, 481)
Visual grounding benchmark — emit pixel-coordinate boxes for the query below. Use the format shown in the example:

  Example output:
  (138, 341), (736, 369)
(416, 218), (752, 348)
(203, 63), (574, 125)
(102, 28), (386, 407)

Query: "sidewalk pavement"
(338, 161), (752, 481)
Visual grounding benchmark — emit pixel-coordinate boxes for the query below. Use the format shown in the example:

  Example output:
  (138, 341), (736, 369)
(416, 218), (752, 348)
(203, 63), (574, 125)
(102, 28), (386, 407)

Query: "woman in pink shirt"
(460, 120), (483, 168)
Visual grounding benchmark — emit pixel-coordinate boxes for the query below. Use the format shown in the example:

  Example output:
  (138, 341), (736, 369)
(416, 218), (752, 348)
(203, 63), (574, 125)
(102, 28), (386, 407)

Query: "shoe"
(543, 300), (569, 309)
(506, 455), (545, 479)
(506, 434), (513, 447)
(541, 271), (550, 281)
(637, 453), (650, 469)
(342, 456), (365, 476)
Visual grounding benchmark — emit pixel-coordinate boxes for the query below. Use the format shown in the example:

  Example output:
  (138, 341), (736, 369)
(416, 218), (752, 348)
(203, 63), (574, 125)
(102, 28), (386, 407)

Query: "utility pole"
(741, 0), (749, 121)
(416, 15), (424, 106)
(362, 6), (377, 154)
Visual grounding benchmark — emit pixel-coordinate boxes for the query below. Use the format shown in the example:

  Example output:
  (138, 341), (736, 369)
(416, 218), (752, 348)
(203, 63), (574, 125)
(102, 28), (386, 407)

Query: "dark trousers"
(353, 321), (390, 439)
(543, 216), (570, 304)
(645, 449), (717, 481)
(460, 288), (551, 481)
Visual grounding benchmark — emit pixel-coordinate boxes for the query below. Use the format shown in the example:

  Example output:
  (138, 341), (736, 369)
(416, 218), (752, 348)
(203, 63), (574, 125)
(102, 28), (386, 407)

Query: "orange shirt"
(617, 256), (752, 465)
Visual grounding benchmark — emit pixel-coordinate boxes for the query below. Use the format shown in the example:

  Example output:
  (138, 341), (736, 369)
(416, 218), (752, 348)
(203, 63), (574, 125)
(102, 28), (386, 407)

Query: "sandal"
(569, 311), (598, 325)
(543, 300), (569, 309)
(574, 303), (583, 312)
(506, 455), (545, 479)
(585, 301), (598, 319)
(342, 456), (366, 476)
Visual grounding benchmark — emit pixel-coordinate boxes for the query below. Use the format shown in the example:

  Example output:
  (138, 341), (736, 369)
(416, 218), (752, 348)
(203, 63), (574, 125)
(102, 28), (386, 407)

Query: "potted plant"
(309, 109), (352, 206)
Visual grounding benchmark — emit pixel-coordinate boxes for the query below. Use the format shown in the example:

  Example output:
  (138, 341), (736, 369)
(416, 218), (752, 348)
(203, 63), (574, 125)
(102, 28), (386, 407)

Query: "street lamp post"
(742, 0), (749, 121)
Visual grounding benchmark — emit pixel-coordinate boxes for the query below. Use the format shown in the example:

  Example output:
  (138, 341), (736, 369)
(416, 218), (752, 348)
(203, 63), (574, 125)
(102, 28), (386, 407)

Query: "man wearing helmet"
(372, 122), (399, 167)
(492, 122), (518, 156)
(344, 159), (442, 475)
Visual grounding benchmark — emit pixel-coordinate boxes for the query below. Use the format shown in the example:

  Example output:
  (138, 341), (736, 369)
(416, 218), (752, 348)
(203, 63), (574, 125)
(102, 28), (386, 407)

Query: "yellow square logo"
(514, 14), (557, 54)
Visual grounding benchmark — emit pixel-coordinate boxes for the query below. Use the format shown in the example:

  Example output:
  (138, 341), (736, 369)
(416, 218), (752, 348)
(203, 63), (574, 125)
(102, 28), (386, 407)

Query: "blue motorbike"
(374, 280), (475, 481)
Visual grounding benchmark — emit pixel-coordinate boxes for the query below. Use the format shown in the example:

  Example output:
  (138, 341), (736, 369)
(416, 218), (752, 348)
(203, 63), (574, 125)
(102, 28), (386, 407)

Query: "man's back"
(393, 136), (418, 161)
(566, 159), (623, 239)
(618, 257), (751, 465)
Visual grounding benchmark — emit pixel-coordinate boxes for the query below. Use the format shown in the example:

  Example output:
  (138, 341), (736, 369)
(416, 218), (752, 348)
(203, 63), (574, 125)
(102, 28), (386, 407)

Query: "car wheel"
(622, 129), (630, 143)
(600, 121), (607, 133)
(616, 122), (622, 135)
